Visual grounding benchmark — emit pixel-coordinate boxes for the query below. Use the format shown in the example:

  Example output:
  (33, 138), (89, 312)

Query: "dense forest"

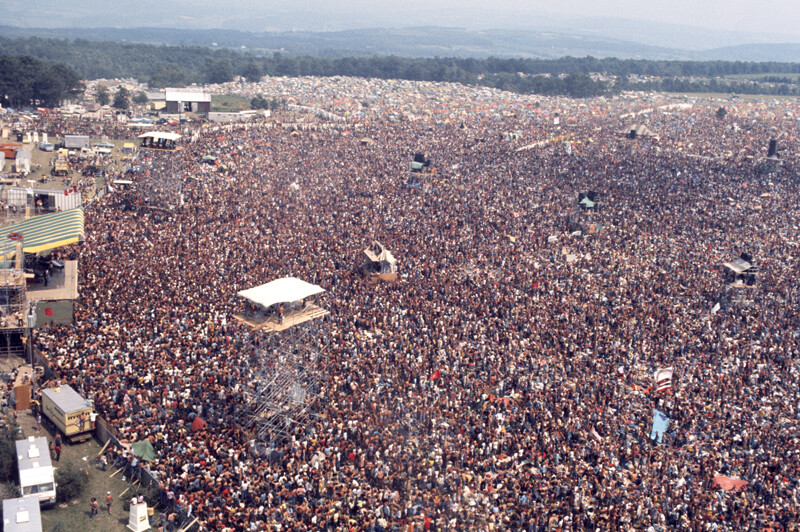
(0, 55), (83, 108)
(1, 36), (800, 100)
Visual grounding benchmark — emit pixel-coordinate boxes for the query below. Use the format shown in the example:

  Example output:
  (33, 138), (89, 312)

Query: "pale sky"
(10, 0), (800, 40)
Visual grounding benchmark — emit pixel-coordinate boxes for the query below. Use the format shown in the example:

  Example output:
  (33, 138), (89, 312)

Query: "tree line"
(0, 54), (83, 108)
(2, 36), (800, 100)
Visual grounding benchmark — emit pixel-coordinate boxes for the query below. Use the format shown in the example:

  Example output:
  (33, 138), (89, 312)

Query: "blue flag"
(650, 409), (670, 443)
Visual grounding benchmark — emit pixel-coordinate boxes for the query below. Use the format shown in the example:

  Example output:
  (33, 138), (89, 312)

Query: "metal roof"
(3, 496), (42, 532)
(15, 437), (52, 472)
(41, 385), (91, 413)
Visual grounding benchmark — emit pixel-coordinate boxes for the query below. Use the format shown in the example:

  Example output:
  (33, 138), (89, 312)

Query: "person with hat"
(106, 491), (113, 514)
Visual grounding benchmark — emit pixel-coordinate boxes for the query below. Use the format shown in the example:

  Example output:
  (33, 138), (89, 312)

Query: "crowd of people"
(23, 80), (800, 531)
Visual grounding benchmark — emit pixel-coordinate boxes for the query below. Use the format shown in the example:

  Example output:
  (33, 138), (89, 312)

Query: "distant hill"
(699, 43), (800, 62)
(1, 25), (799, 62)
(0, 25), (688, 60)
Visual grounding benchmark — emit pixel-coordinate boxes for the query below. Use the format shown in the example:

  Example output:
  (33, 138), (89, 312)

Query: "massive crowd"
(22, 80), (800, 531)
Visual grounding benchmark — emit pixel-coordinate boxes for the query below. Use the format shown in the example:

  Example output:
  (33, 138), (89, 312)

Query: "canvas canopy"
(623, 124), (657, 138)
(238, 277), (325, 309)
(131, 440), (156, 462)
(0, 207), (84, 259)
(138, 131), (182, 141)
(723, 258), (755, 274)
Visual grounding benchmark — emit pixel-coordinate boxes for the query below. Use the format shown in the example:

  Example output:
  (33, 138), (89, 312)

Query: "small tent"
(130, 440), (157, 462)
(15, 150), (31, 174)
(191, 416), (208, 432)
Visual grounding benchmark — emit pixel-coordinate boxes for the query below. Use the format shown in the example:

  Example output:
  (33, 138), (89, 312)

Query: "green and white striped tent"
(0, 207), (85, 260)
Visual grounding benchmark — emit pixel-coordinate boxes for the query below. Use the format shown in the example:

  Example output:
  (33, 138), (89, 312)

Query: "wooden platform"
(27, 261), (79, 301)
(234, 304), (329, 332)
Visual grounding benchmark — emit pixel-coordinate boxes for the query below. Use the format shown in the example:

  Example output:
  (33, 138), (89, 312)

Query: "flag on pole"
(44, 308), (54, 317)
(654, 367), (674, 392)
(430, 369), (442, 380)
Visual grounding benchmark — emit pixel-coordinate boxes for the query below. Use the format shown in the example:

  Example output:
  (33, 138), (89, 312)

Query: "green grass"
(211, 94), (252, 112)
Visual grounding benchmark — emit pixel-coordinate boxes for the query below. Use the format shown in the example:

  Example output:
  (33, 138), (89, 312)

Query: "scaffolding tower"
(238, 314), (329, 445)
(0, 241), (29, 357)
(137, 149), (184, 211)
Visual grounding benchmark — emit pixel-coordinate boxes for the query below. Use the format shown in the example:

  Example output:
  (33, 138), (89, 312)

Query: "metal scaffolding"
(136, 150), (184, 211)
(238, 315), (329, 445)
(0, 241), (29, 357)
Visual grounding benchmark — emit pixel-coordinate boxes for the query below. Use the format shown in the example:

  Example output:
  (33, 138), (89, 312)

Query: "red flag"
(8, 232), (23, 241)
(44, 308), (53, 317)
(64, 188), (69, 196)
(532, 282), (539, 288)
(431, 369), (441, 380)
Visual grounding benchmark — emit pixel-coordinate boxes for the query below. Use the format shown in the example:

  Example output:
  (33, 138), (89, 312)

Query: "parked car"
(93, 141), (114, 149)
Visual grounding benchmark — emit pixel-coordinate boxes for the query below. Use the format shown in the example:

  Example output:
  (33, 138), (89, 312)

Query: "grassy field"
(2, 136), (138, 192)
(210, 94), (252, 112)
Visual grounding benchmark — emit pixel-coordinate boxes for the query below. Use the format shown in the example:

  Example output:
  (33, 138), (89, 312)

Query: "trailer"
(52, 155), (69, 177)
(62, 135), (89, 150)
(15, 437), (56, 506)
(40, 385), (94, 443)
(3, 496), (43, 531)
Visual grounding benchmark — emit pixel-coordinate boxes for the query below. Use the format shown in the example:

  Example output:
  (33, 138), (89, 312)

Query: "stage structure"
(234, 278), (330, 444)
(0, 240), (30, 357)
(135, 135), (184, 210)
(362, 240), (398, 282)
(720, 253), (759, 308)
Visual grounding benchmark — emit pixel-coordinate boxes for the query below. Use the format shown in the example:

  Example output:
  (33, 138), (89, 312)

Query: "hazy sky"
(10, 0), (800, 40)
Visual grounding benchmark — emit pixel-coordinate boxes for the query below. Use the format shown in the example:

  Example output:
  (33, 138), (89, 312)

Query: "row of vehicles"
(14, 385), (95, 506)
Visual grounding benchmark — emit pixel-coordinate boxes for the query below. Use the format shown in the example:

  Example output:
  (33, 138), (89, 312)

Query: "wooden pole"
(96, 439), (111, 457)
(109, 467), (123, 478)
(178, 517), (199, 532)
(119, 486), (131, 498)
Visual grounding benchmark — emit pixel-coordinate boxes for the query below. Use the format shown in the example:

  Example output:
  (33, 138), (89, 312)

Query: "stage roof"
(0, 207), (84, 259)
(138, 131), (182, 141)
(723, 258), (755, 274)
(237, 277), (325, 308)
(364, 241), (396, 264)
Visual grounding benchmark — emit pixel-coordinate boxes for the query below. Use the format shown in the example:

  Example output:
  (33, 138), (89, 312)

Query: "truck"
(15, 436), (56, 505)
(40, 385), (94, 443)
(52, 155), (69, 176)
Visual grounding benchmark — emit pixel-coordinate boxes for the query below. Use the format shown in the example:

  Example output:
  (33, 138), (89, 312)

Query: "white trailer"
(2, 496), (43, 532)
(15, 437), (56, 506)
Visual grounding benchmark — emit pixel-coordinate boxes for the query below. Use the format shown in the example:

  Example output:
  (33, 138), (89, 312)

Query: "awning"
(138, 131), (181, 141)
(0, 207), (84, 258)
(238, 277), (325, 308)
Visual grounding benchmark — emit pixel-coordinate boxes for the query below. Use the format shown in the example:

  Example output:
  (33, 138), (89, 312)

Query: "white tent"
(237, 278), (325, 308)
(138, 131), (182, 141)
(15, 150), (31, 174)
